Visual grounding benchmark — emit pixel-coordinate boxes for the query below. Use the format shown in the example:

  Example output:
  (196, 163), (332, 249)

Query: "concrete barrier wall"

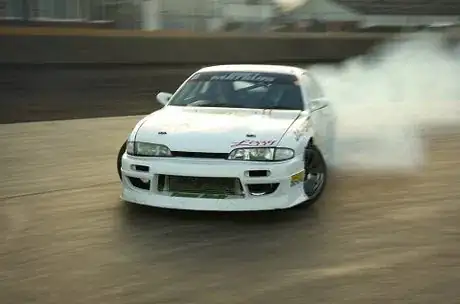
(0, 20), (116, 29)
(0, 66), (195, 123)
(1, 27), (459, 124)
(0, 27), (397, 65)
(1, 27), (459, 65)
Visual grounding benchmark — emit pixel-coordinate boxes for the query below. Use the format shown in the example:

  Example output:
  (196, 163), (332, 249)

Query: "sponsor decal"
(293, 129), (302, 141)
(189, 71), (297, 84)
(293, 119), (311, 141)
(231, 139), (277, 148)
(290, 170), (305, 187)
(210, 72), (276, 83)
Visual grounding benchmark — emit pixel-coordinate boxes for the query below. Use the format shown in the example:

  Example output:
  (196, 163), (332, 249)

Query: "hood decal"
(230, 139), (277, 148)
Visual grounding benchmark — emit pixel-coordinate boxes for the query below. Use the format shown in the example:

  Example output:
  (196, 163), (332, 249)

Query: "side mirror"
(156, 92), (173, 105)
(310, 99), (329, 112)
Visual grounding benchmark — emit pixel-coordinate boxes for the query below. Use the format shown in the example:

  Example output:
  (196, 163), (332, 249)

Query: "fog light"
(140, 178), (150, 184)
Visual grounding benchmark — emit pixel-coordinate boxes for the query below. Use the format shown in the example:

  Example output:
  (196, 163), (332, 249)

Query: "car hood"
(135, 106), (302, 152)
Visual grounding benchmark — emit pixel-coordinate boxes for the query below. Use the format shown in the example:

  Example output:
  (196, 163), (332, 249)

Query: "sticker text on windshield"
(210, 73), (276, 83)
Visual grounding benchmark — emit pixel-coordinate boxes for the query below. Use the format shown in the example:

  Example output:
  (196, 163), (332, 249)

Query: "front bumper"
(120, 153), (308, 211)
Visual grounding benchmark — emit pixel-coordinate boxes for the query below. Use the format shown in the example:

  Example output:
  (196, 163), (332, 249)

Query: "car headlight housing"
(228, 147), (294, 161)
(126, 141), (172, 157)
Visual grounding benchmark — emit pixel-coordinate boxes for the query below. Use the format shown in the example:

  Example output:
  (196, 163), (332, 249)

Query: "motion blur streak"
(309, 33), (460, 172)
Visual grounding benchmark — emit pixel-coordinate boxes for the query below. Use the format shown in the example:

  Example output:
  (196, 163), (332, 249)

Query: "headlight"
(126, 141), (172, 157)
(228, 147), (294, 161)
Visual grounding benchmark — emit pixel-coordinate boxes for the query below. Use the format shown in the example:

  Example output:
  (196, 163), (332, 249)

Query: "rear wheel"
(300, 143), (328, 207)
(117, 141), (127, 181)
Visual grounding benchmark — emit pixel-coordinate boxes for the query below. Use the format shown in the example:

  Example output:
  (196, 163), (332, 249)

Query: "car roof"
(197, 64), (307, 78)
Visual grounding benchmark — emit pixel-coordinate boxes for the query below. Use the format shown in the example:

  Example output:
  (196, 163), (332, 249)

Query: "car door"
(302, 73), (332, 158)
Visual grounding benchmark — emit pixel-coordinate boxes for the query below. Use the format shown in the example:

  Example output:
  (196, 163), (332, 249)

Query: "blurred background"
(1, 0), (460, 33)
(1, 2), (460, 304)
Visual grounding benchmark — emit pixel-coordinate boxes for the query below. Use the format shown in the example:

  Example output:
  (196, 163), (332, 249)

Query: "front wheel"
(300, 143), (328, 207)
(117, 141), (127, 181)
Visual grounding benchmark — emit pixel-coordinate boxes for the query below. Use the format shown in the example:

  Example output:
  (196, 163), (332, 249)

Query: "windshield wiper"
(186, 99), (230, 107)
(262, 106), (295, 110)
(191, 103), (230, 108)
(188, 102), (230, 108)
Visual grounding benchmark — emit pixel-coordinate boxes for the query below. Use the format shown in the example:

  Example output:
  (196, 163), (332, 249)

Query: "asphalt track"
(1, 68), (460, 304)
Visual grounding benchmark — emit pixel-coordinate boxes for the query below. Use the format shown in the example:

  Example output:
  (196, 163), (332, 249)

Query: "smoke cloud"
(309, 32), (460, 173)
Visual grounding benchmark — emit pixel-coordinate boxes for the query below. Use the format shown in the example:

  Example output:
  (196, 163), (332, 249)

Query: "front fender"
(278, 116), (315, 156)
(128, 114), (152, 142)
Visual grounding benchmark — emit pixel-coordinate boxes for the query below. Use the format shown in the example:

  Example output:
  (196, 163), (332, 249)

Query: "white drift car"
(117, 64), (336, 211)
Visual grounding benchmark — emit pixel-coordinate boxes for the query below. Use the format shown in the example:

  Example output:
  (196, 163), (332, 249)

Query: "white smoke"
(308, 32), (460, 173)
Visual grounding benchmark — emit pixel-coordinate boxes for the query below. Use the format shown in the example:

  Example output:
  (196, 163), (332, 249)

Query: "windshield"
(167, 71), (304, 110)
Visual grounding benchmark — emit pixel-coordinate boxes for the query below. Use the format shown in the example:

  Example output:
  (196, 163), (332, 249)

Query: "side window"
(298, 74), (311, 108)
(300, 72), (325, 110)
(308, 75), (324, 100)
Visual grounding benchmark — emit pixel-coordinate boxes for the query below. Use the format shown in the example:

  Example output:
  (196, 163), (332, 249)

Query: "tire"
(299, 142), (328, 208)
(117, 141), (127, 181)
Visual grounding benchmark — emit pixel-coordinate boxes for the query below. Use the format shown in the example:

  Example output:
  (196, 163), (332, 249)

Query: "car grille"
(158, 174), (243, 197)
(170, 151), (229, 159)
